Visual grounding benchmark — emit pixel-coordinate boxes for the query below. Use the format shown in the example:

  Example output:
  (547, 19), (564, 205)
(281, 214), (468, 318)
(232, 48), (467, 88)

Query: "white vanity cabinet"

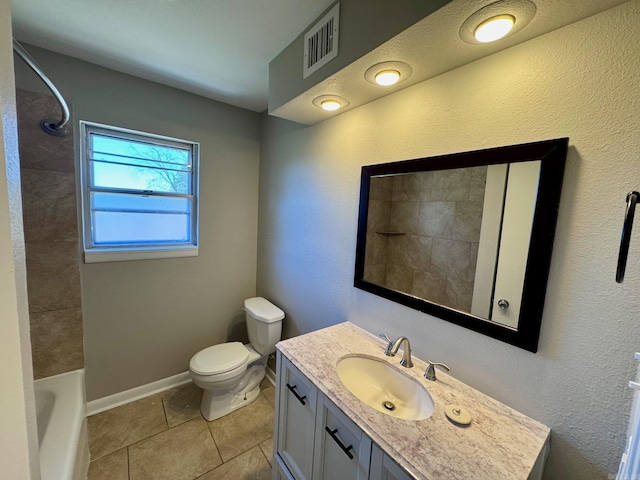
(369, 445), (413, 480)
(275, 355), (318, 480)
(274, 352), (409, 480)
(312, 393), (371, 479)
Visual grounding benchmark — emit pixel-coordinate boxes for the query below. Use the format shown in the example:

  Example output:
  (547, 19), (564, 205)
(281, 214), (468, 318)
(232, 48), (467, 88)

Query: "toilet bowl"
(189, 297), (284, 421)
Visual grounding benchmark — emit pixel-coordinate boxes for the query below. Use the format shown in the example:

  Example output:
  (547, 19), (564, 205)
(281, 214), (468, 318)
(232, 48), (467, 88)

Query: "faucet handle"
(379, 333), (394, 356)
(424, 361), (450, 381)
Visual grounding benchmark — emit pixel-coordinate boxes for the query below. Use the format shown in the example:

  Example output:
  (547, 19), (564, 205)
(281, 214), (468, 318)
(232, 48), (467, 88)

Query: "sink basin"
(336, 355), (434, 420)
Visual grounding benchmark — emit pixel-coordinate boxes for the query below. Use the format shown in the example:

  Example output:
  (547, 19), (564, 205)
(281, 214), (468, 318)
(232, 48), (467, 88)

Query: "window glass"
(81, 121), (199, 261)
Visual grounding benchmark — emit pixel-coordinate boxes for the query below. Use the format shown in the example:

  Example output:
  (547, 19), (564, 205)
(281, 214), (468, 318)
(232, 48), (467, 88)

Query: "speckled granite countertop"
(276, 322), (550, 480)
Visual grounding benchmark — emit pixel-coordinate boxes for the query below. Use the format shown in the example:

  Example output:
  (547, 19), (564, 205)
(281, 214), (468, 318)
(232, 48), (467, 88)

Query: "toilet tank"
(244, 297), (284, 355)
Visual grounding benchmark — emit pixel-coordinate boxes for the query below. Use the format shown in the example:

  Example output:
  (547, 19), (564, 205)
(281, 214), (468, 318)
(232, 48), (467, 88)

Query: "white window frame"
(79, 121), (200, 263)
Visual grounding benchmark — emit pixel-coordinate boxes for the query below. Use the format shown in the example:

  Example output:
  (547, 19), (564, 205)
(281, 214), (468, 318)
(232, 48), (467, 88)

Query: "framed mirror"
(354, 138), (568, 352)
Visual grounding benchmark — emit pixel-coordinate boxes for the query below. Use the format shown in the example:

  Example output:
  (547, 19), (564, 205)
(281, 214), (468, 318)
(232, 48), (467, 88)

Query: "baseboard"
(265, 366), (276, 386)
(87, 371), (191, 416)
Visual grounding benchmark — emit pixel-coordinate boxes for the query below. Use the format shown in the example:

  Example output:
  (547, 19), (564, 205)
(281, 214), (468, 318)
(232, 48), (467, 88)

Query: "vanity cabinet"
(275, 353), (408, 480)
(313, 393), (371, 479)
(369, 445), (413, 480)
(276, 355), (318, 480)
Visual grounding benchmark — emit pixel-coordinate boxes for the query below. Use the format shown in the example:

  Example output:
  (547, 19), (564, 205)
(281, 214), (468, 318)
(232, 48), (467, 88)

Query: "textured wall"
(16, 89), (84, 379)
(258, 2), (640, 479)
(0, 1), (40, 477)
(14, 45), (262, 401)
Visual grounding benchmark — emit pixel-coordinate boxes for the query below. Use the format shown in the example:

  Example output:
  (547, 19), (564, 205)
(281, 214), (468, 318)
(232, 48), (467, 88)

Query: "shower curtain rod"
(12, 39), (70, 136)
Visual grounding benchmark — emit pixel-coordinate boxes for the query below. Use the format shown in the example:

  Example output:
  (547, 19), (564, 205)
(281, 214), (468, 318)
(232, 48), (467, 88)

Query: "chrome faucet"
(424, 360), (450, 381)
(379, 333), (413, 368)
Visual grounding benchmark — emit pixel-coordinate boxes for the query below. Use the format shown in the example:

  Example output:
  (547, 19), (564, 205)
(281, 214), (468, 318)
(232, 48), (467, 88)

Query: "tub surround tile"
(129, 418), (221, 480)
(418, 201), (455, 238)
(207, 395), (274, 462)
(452, 201), (484, 242)
(24, 240), (82, 313)
(16, 89), (75, 173)
(20, 168), (79, 243)
(88, 448), (128, 480)
(162, 382), (203, 428)
(196, 446), (271, 480)
(30, 307), (84, 379)
(276, 322), (550, 480)
(258, 438), (274, 467)
(389, 201), (419, 235)
(88, 394), (168, 460)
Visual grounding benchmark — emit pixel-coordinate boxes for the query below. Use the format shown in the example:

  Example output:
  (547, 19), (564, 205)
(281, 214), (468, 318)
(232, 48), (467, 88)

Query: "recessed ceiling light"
(375, 70), (401, 86)
(474, 14), (515, 43)
(321, 100), (341, 111)
(459, 0), (536, 45)
(312, 95), (350, 112)
(364, 61), (412, 86)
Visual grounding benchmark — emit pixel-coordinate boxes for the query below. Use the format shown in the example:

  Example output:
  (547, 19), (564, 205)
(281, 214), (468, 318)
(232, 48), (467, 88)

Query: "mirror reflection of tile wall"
(364, 166), (486, 312)
(17, 89), (84, 379)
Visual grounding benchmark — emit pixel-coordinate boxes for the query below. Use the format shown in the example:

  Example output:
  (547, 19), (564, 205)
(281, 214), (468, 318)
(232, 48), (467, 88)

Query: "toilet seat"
(190, 342), (249, 376)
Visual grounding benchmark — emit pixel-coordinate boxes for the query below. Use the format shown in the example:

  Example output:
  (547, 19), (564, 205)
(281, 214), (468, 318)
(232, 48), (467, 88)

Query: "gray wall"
(14, 45), (262, 401)
(258, 2), (640, 479)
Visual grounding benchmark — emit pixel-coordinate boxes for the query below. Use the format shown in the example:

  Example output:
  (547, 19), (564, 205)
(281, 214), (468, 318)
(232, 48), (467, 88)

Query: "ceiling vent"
(303, 3), (340, 79)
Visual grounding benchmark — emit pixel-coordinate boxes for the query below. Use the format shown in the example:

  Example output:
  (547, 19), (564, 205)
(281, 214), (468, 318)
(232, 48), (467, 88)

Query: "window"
(80, 121), (199, 263)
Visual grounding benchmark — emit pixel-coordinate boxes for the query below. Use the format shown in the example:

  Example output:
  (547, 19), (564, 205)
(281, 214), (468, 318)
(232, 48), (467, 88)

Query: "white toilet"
(189, 297), (284, 421)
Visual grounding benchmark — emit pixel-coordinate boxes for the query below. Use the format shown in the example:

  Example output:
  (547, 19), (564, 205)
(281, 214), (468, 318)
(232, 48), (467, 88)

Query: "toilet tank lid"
(244, 297), (285, 323)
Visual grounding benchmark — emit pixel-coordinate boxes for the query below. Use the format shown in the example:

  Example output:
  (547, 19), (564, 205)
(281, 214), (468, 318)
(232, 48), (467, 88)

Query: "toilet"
(189, 297), (284, 421)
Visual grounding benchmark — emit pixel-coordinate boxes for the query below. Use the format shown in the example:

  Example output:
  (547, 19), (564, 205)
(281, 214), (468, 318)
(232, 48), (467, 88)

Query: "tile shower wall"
(364, 166), (487, 312)
(16, 89), (84, 379)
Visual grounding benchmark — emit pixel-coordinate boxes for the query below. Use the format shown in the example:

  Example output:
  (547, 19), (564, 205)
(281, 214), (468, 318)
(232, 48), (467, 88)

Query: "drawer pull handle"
(325, 426), (354, 459)
(286, 383), (306, 405)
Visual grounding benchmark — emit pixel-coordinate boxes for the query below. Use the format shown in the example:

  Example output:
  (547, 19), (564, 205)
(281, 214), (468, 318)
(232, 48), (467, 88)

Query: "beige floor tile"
(88, 394), (167, 460)
(162, 382), (203, 428)
(88, 448), (128, 480)
(258, 438), (274, 466)
(129, 417), (222, 480)
(262, 386), (276, 407)
(259, 378), (272, 390)
(197, 446), (271, 480)
(208, 395), (274, 462)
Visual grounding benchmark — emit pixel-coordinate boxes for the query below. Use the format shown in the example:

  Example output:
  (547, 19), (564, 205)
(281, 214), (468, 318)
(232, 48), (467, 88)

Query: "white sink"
(336, 355), (434, 421)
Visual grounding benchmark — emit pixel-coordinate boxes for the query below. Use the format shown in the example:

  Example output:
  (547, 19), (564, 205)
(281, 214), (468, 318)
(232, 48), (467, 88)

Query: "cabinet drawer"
(276, 353), (318, 480)
(313, 393), (371, 480)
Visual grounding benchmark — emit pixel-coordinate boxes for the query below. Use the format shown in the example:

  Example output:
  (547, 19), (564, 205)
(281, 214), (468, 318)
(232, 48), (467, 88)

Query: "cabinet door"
(313, 393), (371, 480)
(274, 454), (296, 480)
(369, 444), (413, 480)
(275, 353), (318, 480)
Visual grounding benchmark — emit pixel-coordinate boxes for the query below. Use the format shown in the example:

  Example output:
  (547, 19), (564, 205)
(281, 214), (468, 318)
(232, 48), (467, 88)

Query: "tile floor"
(87, 379), (276, 480)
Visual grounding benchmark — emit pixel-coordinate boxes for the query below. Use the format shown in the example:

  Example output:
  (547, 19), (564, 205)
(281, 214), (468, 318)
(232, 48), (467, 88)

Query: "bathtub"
(34, 370), (89, 480)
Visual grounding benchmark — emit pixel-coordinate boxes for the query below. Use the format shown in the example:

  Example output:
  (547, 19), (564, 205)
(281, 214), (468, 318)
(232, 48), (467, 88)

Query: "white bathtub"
(34, 370), (89, 480)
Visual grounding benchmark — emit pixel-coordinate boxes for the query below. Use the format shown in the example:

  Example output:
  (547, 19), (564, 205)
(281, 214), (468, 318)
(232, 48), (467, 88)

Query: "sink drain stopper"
(382, 400), (395, 411)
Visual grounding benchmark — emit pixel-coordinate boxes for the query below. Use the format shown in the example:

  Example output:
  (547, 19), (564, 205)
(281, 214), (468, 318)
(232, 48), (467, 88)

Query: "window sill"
(84, 246), (198, 263)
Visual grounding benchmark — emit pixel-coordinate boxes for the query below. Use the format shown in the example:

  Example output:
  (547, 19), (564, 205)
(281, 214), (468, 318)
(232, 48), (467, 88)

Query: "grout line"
(160, 396), (169, 430)
(126, 446), (130, 480)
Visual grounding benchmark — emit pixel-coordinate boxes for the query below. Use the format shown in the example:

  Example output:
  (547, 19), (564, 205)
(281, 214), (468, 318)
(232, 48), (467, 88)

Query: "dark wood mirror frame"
(354, 138), (568, 352)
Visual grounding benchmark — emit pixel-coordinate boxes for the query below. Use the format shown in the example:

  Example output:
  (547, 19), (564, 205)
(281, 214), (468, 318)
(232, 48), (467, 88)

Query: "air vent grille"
(303, 3), (340, 79)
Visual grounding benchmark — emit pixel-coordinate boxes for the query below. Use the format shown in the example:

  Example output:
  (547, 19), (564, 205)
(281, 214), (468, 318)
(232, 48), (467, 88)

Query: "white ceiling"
(10, 0), (335, 112)
(10, 0), (631, 116)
